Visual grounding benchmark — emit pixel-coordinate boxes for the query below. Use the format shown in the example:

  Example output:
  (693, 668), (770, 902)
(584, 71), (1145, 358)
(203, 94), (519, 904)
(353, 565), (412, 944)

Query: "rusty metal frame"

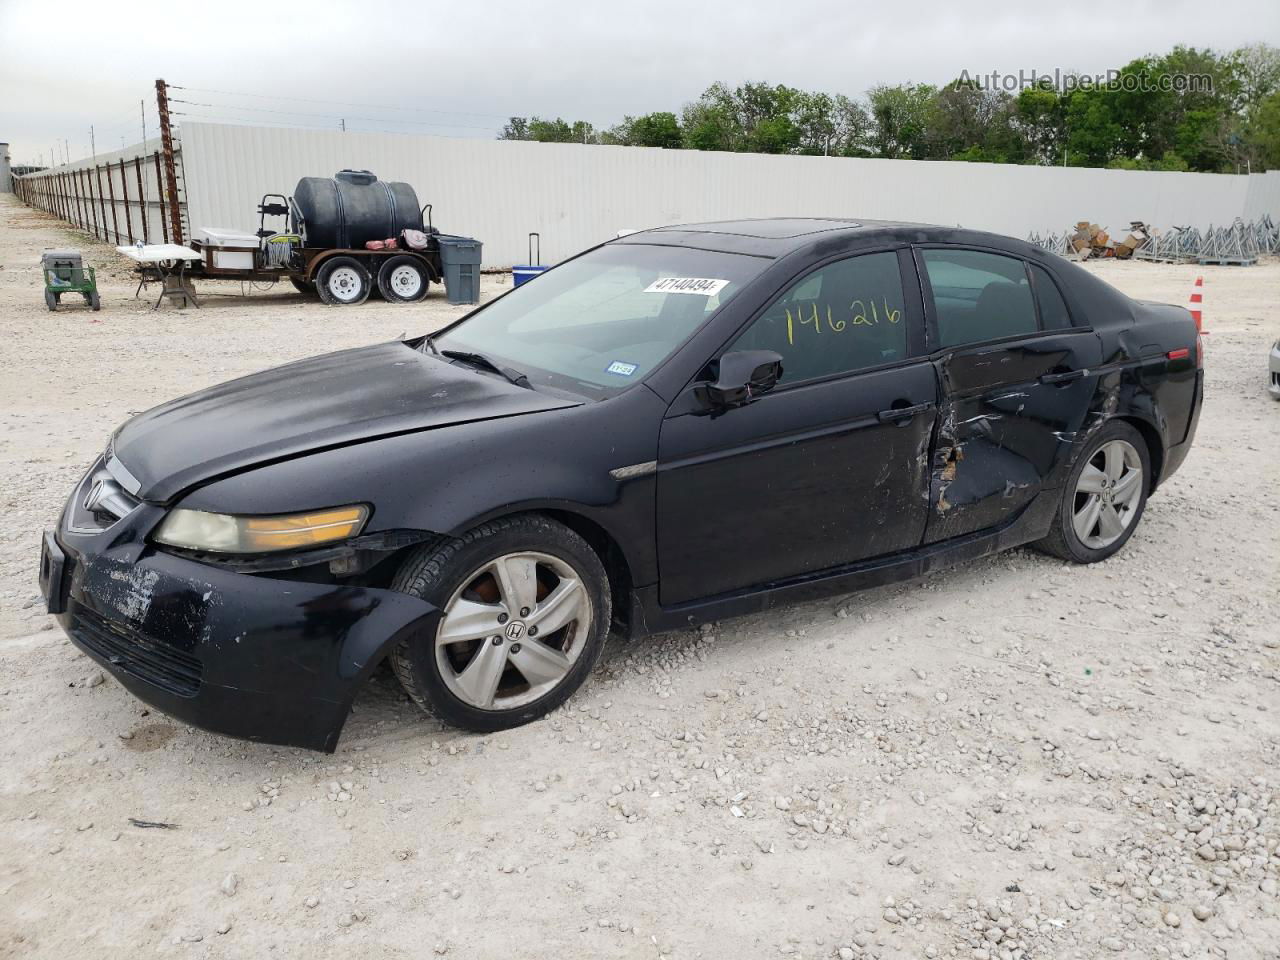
(156, 79), (184, 246)
(153, 151), (169, 244)
(118, 160), (134, 244)
(134, 157), (149, 244)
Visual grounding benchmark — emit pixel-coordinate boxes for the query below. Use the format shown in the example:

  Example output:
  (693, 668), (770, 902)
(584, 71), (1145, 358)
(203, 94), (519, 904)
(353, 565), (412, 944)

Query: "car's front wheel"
(390, 515), (611, 731)
(1035, 420), (1150, 563)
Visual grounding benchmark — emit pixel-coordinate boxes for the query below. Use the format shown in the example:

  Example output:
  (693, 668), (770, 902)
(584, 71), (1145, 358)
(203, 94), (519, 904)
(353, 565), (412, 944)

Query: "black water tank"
(292, 170), (422, 249)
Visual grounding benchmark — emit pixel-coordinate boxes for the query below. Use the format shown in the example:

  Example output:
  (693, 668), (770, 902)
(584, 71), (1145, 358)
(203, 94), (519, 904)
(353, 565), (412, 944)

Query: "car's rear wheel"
(1035, 420), (1150, 563)
(390, 515), (611, 731)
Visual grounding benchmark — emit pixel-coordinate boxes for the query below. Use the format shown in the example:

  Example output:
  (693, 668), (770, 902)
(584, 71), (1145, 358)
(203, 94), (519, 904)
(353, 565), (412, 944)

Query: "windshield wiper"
(440, 349), (532, 389)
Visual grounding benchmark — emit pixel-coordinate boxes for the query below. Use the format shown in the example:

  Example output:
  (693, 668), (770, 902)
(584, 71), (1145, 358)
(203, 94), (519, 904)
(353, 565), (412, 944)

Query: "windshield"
(433, 243), (767, 398)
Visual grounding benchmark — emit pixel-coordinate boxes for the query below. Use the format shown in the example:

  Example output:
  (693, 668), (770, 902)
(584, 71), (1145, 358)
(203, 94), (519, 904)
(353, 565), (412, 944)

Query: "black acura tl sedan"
(40, 219), (1203, 751)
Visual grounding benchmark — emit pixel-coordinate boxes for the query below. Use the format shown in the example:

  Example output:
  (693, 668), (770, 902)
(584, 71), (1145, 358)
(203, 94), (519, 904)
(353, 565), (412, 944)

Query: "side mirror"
(698, 350), (783, 410)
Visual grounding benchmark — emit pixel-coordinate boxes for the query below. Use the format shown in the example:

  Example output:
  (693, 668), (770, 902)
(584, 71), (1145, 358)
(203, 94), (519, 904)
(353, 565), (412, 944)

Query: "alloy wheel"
(1072, 438), (1143, 550)
(436, 552), (592, 710)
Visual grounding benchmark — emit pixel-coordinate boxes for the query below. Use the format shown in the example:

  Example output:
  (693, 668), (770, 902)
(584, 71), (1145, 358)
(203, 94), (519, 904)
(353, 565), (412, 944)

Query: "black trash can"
(437, 235), (482, 305)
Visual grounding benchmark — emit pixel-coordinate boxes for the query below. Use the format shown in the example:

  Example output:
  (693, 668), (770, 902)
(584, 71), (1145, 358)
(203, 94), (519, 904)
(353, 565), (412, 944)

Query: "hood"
(112, 341), (580, 502)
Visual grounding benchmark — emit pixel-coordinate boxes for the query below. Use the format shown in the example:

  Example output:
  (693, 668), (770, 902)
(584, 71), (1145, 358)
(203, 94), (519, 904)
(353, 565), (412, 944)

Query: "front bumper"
(41, 493), (438, 752)
(1269, 342), (1280, 400)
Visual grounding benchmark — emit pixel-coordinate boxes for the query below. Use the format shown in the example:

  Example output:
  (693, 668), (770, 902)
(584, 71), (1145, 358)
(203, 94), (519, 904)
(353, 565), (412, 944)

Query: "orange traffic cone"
(1189, 276), (1205, 334)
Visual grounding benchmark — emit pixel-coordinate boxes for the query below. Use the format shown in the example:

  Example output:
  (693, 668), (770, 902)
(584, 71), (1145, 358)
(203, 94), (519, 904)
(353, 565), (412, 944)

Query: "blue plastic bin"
(513, 232), (548, 287)
(513, 265), (549, 286)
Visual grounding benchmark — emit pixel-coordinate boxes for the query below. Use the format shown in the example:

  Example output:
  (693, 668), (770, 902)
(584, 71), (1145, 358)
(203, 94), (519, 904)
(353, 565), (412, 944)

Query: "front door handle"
(1039, 369), (1087, 385)
(878, 401), (935, 424)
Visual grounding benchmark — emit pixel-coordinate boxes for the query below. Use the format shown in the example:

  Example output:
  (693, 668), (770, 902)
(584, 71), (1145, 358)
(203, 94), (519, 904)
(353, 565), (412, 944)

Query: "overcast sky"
(2, 0), (1278, 165)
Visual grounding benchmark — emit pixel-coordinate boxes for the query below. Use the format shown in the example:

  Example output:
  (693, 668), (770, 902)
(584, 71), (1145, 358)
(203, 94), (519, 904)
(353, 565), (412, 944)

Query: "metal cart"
(42, 249), (100, 312)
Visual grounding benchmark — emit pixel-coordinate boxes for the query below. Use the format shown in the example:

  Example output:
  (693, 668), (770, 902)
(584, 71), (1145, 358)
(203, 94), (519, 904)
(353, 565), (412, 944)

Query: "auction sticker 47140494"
(644, 277), (730, 296)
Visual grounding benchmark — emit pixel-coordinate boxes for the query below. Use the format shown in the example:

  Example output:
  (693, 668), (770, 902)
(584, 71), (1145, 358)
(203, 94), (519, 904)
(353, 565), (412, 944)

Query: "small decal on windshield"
(606, 361), (639, 377)
(644, 277), (730, 296)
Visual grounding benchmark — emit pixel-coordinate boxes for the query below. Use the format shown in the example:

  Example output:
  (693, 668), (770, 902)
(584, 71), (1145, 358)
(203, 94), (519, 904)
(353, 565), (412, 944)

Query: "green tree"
(495, 42), (1280, 171)
(603, 112), (683, 148)
(631, 112), (683, 148)
(831, 95), (874, 156)
(867, 83), (937, 159)
(499, 117), (530, 140)
(1245, 89), (1280, 170)
(1015, 87), (1068, 164)
(500, 116), (597, 144)
(930, 83), (1026, 162)
(681, 82), (742, 151)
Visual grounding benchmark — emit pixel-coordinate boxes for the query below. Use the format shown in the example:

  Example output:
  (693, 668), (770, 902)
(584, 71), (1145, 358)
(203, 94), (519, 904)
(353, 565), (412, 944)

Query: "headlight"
(154, 505), (369, 554)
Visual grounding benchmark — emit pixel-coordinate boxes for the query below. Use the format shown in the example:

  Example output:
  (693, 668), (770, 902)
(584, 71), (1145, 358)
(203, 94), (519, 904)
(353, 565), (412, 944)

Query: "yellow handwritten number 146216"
(785, 299), (901, 346)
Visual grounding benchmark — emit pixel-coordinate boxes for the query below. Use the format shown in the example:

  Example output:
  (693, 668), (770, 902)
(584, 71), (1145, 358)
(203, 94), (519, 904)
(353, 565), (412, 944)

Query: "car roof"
(614, 217), (1033, 258)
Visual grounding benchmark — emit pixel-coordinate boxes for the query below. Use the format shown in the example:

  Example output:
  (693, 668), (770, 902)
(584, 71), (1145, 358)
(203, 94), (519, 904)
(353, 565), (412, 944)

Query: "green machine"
(42, 249), (100, 312)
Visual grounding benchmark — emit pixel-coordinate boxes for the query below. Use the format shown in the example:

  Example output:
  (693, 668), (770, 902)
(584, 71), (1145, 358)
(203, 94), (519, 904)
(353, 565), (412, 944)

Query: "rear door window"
(922, 249), (1037, 348)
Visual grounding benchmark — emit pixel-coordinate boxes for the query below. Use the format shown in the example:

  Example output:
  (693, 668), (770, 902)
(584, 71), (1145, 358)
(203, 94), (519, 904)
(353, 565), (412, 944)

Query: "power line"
(170, 98), (498, 131)
(171, 84), (513, 122)
(171, 111), (495, 138)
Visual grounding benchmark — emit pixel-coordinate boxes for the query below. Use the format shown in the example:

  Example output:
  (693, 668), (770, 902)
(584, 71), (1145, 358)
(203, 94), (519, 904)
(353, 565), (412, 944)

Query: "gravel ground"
(1, 194), (1278, 960)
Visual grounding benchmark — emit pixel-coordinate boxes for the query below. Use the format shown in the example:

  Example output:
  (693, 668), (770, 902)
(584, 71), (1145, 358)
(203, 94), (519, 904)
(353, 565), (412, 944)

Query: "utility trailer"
(135, 170), (474, 306)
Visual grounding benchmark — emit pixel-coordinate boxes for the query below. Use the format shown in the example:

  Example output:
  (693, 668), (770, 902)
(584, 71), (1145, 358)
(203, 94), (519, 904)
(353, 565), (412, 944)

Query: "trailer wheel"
(316, 257), (372, 306)
(289, 277), (318, 297)
(377, 256), (430, 304)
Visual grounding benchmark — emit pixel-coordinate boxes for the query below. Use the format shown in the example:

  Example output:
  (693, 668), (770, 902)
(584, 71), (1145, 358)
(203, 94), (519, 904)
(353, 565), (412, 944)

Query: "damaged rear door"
(916, 247), (1103, 543)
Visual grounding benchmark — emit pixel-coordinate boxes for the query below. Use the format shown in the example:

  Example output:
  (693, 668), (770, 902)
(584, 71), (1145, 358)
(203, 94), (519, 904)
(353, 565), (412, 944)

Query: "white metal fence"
(20, 121), (1280, 268)
(11, 137), (182, 248)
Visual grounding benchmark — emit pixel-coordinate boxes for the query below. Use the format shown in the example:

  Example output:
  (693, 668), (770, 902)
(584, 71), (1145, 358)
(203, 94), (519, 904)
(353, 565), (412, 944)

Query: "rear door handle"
(878, 401), (935, 424)
(1039, 369), (1087, 385)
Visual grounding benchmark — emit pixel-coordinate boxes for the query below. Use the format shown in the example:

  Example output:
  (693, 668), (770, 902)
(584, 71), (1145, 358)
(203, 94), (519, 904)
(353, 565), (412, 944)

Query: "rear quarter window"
(1030, 264), (1073, 330)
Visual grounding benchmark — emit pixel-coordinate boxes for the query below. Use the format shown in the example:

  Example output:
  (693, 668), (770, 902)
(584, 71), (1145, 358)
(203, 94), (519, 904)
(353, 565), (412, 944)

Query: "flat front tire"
(390, 515), (611, 732)
(1035, 420), (1151, 563)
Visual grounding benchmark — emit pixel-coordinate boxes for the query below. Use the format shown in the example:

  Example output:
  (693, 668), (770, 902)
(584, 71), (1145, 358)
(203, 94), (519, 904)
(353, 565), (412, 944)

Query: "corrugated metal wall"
(23, 121), (1280, 267)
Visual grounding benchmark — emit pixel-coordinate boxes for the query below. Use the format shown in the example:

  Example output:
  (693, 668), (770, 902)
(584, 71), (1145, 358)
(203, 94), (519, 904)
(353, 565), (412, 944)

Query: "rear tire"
(377, 255), (430, 303)
(316, 256), (372, 306)
(45, 289), (57, 311)
(1035, 420), (1150, 563)
(89, 290), (101, 311)
(390, 515), (611, 732)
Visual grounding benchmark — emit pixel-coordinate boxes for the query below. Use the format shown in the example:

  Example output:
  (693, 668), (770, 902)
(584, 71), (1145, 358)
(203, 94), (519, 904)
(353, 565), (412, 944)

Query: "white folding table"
(117, 244), (203, 310)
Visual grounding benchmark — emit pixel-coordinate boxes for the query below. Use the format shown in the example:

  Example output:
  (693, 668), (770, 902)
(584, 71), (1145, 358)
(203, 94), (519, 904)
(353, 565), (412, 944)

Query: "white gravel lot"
(1, 194), (1278, 960)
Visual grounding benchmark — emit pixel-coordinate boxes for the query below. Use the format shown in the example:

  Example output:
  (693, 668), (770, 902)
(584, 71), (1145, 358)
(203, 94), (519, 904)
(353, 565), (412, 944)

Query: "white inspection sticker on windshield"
(644, 277), (731, 296)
